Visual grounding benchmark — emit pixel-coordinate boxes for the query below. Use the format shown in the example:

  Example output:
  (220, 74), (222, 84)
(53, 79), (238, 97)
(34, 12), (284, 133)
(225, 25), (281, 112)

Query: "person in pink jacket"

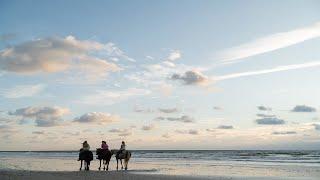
(101, 141), (109, 150)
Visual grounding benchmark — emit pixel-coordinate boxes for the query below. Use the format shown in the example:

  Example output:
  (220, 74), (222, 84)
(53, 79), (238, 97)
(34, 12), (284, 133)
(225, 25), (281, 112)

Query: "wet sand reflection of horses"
(111, 149), (131, 170)
(79, 150), (93, 171)
(96, 148), (112, 171)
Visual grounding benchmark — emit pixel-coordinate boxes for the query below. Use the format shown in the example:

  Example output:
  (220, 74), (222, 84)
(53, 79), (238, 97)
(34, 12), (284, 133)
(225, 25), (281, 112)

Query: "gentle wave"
(1, 150), (319, 165)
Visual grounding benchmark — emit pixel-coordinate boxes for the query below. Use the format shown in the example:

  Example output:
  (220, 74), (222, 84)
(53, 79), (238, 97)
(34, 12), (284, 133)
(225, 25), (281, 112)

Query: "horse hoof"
(125, 168), (127, 170)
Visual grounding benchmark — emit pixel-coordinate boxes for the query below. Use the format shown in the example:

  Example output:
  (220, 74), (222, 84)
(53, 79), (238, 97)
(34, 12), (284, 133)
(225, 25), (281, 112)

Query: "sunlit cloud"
(0, 36), (121, 81)
(73, 112), (119, 124)
(8, 106), (69, 127)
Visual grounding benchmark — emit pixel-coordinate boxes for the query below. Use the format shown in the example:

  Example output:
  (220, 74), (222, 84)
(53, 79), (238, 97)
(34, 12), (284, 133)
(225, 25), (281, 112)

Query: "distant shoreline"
(0, 149), (318, 152)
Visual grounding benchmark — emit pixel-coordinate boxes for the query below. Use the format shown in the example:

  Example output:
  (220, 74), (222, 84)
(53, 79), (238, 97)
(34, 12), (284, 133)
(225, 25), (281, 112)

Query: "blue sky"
(1, 0), (320, 150)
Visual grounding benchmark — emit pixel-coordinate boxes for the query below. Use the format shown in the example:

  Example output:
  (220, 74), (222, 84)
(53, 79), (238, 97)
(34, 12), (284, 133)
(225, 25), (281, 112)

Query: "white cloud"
(214, 61), (320, 81)
(272, 131), (297, 135)
(217, 125), (234, 129)
(256, 114), (276, 118)
(213, 106), (222, 110)
(170, 70), (209, 85)
(162, 133), (171, 138)
(0, 36), (121, 81)
(162, 115), (194, 123)
(73, 112), (119, 124)
(9, 106), (69, 127)
(167, 50), (181, 61)
(109, 128), (133, 136)
(103, 42), (136, 62)
(215, 22), (320, 62)
(163, 61), (176, 67)
(0, 84), (45, 98)
(158, 108), (178, 113)
(175, 129), (199, 135)
(133, 106), (154, 113)
(312, 124), (320, 131)
(141, 124), (156, 131)
(257, 106), (272, 111)
(80, 88), (151, 105)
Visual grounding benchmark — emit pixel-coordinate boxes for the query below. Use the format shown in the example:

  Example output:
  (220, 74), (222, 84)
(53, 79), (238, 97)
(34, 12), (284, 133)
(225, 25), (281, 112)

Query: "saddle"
(96, 148), (110, 159)
(117, 150), (127, 159)
(79, 150), (93, 161)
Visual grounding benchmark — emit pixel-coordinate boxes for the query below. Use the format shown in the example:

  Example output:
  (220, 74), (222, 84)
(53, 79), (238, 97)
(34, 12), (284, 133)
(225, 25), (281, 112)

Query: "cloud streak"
(0, 84), (45, 98)
(214, 61), (320, 81)
(215, 22), (320, 62)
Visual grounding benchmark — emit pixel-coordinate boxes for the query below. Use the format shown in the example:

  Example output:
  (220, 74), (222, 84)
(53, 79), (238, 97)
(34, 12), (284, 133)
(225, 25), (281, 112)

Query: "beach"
(0, 150), (319, 179)
(0, 170), (317, 180)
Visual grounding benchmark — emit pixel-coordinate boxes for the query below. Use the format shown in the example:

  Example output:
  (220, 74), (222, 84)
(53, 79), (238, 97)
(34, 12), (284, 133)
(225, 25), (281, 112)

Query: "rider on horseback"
(78, 141), (90, 161)
(101, 140), (109, 150)
(116, 141), (126, 158)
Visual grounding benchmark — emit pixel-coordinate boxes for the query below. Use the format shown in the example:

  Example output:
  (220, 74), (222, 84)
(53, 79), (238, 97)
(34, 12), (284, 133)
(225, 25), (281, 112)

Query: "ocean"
(0, 150), (320, 178)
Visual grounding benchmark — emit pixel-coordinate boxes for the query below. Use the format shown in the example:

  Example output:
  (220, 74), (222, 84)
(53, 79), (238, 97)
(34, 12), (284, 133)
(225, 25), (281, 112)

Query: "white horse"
(111, 149), (131, 170)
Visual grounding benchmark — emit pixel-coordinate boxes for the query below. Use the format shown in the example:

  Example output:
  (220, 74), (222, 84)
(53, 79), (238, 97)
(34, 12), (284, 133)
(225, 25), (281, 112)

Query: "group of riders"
(77, 140), (128, 171)
(78, 141), (126, 161)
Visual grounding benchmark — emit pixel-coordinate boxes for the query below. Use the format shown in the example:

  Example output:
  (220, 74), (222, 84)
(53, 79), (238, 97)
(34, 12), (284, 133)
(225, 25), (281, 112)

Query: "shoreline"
(0, 170), (317, 180)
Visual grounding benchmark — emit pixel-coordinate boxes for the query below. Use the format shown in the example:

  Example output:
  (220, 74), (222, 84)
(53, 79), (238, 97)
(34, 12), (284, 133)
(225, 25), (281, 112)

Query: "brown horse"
(111, 149), (131, 170)
(79, 150), (93, 171)
(96, 148), (112, 171)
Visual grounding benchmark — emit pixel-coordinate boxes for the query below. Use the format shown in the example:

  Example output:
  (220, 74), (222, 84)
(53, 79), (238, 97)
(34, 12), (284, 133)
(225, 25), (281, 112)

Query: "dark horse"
(96, 148), (112, 171)
(79, 149), (93, 171)
(111, 149), (131, 170)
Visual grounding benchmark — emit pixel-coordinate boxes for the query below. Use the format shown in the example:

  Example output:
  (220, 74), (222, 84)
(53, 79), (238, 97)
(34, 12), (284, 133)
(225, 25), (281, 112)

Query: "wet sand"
(0, 170), (316, 180)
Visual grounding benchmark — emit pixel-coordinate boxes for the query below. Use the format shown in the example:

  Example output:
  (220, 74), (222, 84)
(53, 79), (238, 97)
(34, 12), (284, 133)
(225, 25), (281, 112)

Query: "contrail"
(214, 61), (320, 81)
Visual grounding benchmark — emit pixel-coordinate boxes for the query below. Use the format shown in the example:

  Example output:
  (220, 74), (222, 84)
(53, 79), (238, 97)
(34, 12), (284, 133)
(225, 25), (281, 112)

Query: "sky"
(1, 0), (320, 150)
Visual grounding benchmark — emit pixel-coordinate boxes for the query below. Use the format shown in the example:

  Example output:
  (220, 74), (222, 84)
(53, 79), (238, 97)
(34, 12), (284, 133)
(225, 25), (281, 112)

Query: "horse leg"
(98, 159), (101, 170)
(120, 159), (123, 170)
(87, 161), (90, 171)
(116, 158), (119, 170)
(79, 160), (83, 171)
(103, 160), (106, 171)
(125, 159), (128, 170)
(106, 160), (109, 171)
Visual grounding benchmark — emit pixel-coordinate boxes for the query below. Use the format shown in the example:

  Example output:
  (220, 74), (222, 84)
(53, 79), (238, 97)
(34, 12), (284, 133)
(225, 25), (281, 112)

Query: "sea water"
(0, 150), (320, 178)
